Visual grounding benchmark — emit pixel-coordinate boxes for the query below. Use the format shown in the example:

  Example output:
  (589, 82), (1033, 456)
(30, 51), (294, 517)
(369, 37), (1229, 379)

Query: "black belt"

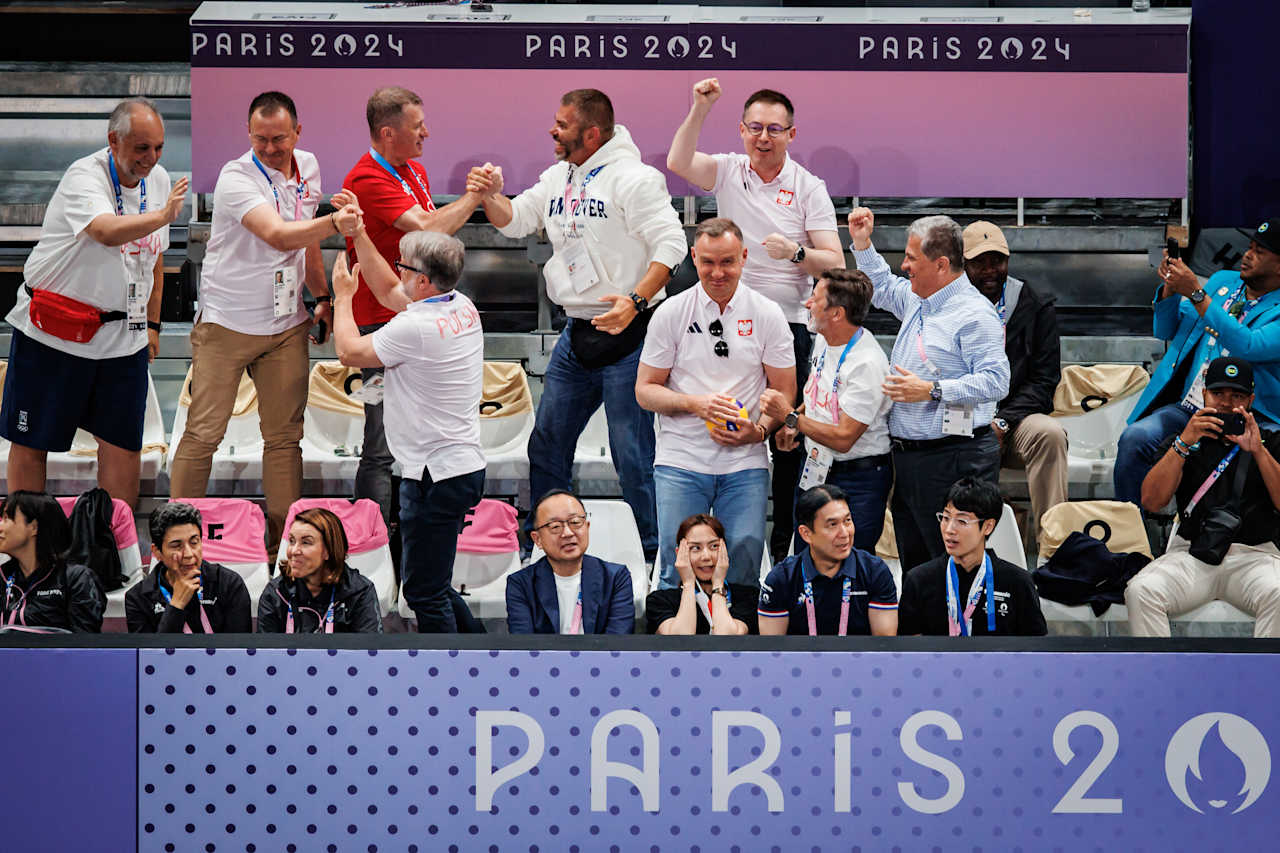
(891, 425), (992, 453)
(829, 453), (891, 473)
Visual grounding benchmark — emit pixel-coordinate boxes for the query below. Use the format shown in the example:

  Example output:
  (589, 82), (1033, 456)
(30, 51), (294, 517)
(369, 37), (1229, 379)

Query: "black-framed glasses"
(395, 261), (426, 276)
(708, 319), (729, 358)
(534, 515), (588, 535)
(743, 122), (793, 138)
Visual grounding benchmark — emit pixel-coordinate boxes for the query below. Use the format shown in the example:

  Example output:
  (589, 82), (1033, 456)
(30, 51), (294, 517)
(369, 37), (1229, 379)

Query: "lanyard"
(803, 573), (851, 637)
(946, 553), (996, 636)
(281, 585), (336, 634)
(1184, 444), (1241, 516)
(2, 566), (52, 628)
(369, 147), (431, 202)
(251, 153), (305, 220)
(159, 581), (214, 634)
(995, 284), (1010, 328)
(420, 292), (456, 305)
(693, 584), (732, 628)
(913, 311), (943, 379)
(811, 330), (863, 421)
(568, 585), (584, 635)
(107, 152), (146, 216)
(561, 164), (605, 237)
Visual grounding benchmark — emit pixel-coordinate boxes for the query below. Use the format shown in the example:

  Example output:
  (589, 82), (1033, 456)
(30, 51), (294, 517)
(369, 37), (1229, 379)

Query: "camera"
(1214, 410), (1246, 436)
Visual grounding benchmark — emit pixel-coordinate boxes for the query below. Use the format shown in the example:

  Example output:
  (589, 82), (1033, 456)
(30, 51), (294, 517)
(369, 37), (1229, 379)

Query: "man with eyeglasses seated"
(897, 477), (1046, 637)
(758, 485), (898, 636)
(505, 489), (635, 635)
(637, 218), (796, 589)
(667, 80), (844, 561)
(126, 502), (252, 634)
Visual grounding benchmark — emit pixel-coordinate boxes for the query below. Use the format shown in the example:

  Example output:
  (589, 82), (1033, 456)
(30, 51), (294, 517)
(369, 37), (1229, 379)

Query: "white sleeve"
(838, 348), (890, 426)
(638, 298), (680, 370)
(214, 163), (273, 225)
(802, 178), (837, 233)
(496, 170), (552, 239)
(371, 314), (420, 368)
(761, 303), (796, 369)
(60, 161), (117, 239)
(619, 167), (687, 270)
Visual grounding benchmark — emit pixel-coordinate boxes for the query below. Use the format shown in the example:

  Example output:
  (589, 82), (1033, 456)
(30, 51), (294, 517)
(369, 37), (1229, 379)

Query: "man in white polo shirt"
(2, 97), (187, 508)
(332, 228), (485, 633)
(169, 91), (361, 547)
(667, 79), (843, 560)
(637, 218), (796, 588)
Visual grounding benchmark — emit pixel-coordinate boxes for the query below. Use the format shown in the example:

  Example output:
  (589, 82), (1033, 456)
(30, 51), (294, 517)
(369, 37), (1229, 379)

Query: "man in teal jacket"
(1114, 218), (1280, 504)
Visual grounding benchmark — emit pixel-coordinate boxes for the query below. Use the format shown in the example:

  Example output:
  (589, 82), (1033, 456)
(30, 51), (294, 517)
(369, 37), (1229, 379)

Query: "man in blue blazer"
(1114, 218), (1280, 505)
(506, 489), (635, 634)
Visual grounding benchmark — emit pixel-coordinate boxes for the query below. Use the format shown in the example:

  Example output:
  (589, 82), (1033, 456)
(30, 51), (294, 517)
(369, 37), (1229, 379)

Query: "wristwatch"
(930, 381), (943, 402)
(628, 290), (649, 313)
(785, 410), (800, 430)
(790, 245), (806, 264)
(1189, 288), (1207, 304)
(147, 320), (162, 333)
(993, 417), (1009, 432)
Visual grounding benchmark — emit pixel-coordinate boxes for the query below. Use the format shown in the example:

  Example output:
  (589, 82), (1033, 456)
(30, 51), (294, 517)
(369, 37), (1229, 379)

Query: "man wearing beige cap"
(963, 221), (1067, 531)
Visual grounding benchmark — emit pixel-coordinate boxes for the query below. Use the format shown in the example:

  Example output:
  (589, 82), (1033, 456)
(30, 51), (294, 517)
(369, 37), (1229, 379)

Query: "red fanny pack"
(25, 285), (126, 343)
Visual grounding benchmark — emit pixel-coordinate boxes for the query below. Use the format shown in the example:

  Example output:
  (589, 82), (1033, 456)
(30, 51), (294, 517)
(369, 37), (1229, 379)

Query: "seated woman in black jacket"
(0, 490), (104, 633)
(258, 507), (382, 634)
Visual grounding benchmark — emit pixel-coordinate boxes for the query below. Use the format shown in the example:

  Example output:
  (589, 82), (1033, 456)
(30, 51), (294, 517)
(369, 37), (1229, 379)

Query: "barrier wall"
(190, 4), (1190, 199)
(5, 639), (1278, 851)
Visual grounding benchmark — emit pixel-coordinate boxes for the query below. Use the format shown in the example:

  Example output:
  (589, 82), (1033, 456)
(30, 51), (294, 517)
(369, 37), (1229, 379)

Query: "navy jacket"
(505, 554), (635, 634)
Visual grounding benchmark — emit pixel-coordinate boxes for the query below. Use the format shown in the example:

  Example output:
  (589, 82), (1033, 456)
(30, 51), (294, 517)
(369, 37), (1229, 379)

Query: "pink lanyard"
(914, 314), (942, 378)
(278, 586), (336, 634)
(1184, 445), (1241, 516)
(568, 586), (584, 635)
(803, 575), (851, 636)
(1, 566), (51, 627)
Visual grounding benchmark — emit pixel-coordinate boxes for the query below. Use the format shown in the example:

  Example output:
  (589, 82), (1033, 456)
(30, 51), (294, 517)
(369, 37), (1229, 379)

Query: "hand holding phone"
(1166, 237), (1181, 261)
(1214, 410), (1246, 436)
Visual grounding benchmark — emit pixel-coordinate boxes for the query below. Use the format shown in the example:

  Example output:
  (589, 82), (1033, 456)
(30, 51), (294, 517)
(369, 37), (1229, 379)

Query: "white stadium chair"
(275, 498), (397, 617)
(530, 499), (647, 624)
(167, 367), (264, 492)
(300, 362), (365, 489)
(480, 362), (535, 483)
(173, 497), (270, 609)
(573, 408), (616, 483)
(989, 503), (1027, 569)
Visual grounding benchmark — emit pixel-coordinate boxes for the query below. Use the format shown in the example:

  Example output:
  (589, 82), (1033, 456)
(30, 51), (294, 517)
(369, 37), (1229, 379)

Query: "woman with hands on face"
(645, 514), (757, 635)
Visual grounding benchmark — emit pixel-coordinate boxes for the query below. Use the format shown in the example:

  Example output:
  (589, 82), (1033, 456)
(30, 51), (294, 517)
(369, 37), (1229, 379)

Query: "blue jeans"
(527, 323), (658, 556)
(654, 464), (770, 589)
(399, 468), (485, 633)
(1114, 403), (1191, 506)
(792, 460), (892, 556)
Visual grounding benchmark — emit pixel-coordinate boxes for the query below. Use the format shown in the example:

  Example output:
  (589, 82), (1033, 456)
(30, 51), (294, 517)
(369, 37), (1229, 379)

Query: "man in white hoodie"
(472, 89), (687, 561)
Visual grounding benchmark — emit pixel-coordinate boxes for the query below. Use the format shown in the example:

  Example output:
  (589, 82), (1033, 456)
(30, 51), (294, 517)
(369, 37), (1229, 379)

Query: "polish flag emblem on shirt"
(738, 319), (753, 336)
(775, 189), (794, 206)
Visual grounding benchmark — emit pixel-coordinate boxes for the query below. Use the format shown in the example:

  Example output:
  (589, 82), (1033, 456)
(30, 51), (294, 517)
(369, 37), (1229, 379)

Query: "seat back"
(454, 499), (520, 589)
(167, 367), (261, 468)
(533, 500), (648, 607)
(171, 497), (269, 565)
(479, 362), (534, 453)
(303, 362), (365, 453)
(988, 503), (1026, 570)
(56, 495), (143, 578)
(1038, 500), (1152, 560)
(575, 408), (611, 461)
(1053, 365), (1149, 459)
(275, 497), (388, 562)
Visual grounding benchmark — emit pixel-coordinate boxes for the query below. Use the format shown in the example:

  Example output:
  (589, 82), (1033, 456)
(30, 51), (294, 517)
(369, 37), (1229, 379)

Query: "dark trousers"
(354, 323), (396, 527)
(399, 467), (486, 633)
(891, 431), (1001, 572)
(769, 322), (814, 560)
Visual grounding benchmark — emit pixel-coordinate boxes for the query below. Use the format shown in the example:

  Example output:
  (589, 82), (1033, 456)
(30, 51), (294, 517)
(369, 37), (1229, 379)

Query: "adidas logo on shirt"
(687, 322), (703, 334)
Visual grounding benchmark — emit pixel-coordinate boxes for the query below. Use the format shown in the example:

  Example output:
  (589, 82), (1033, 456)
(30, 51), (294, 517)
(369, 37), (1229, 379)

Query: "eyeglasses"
(743, 122), (793, 138)
(935, 512), (980, 529)
(708, 319), (729, 358)
(534, 515), (588, 535)
(395, 261), (426, 276)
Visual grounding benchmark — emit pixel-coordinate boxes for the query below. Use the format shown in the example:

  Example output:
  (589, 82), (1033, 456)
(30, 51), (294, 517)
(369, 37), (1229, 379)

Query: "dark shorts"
(0, 329), (148, 452)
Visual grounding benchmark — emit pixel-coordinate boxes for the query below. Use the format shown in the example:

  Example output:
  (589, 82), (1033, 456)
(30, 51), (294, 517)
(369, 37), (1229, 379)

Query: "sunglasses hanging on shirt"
(708, 319), (729, 358)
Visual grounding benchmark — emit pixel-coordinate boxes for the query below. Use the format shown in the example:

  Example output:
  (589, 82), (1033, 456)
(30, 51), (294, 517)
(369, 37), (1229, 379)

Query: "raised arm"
(84, 176), (188, 247)
(666, 77), (722, 191)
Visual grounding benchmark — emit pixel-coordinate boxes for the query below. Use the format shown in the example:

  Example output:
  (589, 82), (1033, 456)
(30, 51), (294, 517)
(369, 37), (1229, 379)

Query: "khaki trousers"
(1002, 413), (1068, 528)
(1125, 534), (1280, 638)
(170, 320), (310, 546)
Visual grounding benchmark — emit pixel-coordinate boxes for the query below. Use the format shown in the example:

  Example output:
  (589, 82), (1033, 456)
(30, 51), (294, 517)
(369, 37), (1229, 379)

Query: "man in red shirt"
(341, 86), (490, 525)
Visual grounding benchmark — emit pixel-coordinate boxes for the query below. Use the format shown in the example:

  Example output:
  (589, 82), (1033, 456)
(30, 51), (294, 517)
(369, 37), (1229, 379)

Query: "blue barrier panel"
(138, 648), (1278, 850)
(0, 648), (137, 853)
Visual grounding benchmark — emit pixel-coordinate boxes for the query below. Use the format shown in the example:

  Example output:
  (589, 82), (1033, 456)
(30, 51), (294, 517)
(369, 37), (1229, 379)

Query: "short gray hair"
(400, 231), (465, 292)
(150, 502), (203, 547)
(108, 97), (162, 137)
(906, 215), (964, 271)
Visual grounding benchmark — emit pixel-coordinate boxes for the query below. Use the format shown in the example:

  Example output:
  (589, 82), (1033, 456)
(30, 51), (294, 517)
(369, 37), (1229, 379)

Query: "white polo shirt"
(198, 149), (322, 335)
(803, 331), (892, 461)
(641, 282), (794, 475)
(372, 291), (485, 482)
(711, 152), (837, 324)
(11, 147), (172, 359)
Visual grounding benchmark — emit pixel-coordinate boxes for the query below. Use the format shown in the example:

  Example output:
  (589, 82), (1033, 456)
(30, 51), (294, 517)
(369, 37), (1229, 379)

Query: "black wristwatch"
(790, 245), (806, 264)
(930, 381), (943, 402)
(313, 294), (332, 304)
(1189, 288), (1207, 304)
(147, 320), (162, 332)
(628, 291), (649, 313)
(784, 410), (800, 429)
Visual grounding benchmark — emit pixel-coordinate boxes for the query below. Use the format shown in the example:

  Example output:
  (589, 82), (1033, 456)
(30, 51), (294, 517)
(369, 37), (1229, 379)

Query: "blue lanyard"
(947, 553), (996, 635)
(562, 164), (605, 236)
(420, 292), (456, 304)
(814, 328), (863, 397)
(995, 284), (1008, 326)
(251, 153), (305, 219)
(107, 152), (146, 216)
(369, 147), (430, 201)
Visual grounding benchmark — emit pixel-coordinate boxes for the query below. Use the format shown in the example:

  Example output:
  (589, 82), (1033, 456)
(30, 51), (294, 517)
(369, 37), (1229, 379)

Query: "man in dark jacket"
(964, 221), (1066, 530)
(125, 502), (252, 633)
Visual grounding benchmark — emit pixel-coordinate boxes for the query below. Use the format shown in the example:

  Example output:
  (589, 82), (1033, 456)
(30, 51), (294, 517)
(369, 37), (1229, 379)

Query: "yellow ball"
(705, 399), (750, 432)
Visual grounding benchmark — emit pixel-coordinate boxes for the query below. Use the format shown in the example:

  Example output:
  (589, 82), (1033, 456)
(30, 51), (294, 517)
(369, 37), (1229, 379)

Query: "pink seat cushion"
(456, 499), (519, 554)
(56, 496), (138, 548)
(281, 498), (389, 556)
(170, 498), (268, 564)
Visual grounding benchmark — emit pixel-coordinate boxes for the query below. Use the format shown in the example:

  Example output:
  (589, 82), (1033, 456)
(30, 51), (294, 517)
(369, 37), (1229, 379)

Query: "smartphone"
(1215, 410), (1246, 436)
(1166, 237), (1181, 261)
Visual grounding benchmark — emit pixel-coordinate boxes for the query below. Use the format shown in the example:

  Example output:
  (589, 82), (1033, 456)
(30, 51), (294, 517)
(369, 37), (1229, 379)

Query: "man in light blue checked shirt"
(848, 208), (1009, 571)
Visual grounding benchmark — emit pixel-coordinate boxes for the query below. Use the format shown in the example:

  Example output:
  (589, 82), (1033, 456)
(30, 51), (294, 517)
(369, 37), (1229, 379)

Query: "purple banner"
(138, 648), (1279, 851)
(190, 22), (1186, 72)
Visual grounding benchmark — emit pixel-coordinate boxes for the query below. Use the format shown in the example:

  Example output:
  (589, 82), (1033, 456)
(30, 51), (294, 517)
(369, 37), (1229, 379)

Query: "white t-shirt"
(371, 290), (485, 482)
(803, 331), (892, 461)
(553, 570), (581, 635)
(711, 153), (837, 324)
(11, 147), (172, 358)
(198, 149), (321, 335)
(641, 282), (795, 475)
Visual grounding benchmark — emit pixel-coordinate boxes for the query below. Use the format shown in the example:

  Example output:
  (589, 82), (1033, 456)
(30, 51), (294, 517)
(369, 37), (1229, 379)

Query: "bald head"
(106, 97), (166, 187)
(108, 97), (163, 137)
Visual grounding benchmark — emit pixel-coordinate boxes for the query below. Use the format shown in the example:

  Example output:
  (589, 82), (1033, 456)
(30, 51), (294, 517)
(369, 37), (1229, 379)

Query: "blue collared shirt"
(853, 246), (1010, 440)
